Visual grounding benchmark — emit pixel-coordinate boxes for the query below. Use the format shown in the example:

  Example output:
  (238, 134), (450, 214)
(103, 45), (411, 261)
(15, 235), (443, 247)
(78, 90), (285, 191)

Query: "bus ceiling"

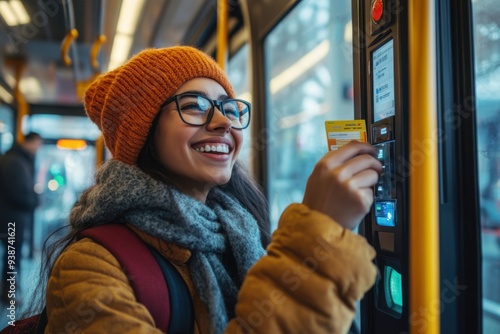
(0, 0), (245, 112)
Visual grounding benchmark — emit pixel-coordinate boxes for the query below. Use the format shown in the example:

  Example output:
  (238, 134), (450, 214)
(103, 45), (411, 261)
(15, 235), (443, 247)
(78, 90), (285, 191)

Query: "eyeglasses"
(161, 93), (251, 130)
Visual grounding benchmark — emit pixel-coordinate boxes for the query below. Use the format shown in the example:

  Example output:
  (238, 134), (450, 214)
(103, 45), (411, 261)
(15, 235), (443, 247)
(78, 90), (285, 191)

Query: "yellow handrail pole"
(408, 0), (440, 333)
(95, 134), (105, 168)
(216, 0), (228, 71)
(5, 57), (28, 144)
(14, 91), (28, 144)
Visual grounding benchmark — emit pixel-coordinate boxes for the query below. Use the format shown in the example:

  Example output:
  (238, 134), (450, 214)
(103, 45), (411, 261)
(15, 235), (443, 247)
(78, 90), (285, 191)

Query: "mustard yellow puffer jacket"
(45, 204), (377, 334)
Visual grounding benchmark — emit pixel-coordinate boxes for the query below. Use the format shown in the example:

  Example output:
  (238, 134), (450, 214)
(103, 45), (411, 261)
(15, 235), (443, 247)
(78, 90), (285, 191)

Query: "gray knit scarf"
(70, 159), (265, 333)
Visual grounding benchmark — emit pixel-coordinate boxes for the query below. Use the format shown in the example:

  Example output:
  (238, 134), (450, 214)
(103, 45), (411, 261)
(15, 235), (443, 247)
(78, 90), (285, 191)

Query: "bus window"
(472, 0), (500, 331)
(34, 142), (96, 250)
(27, 115), (100, 251)
(228, 44), (253, 172)
(28, 114), (100, 140)
(0, 104), (14, 154)
(264, 0), (354, 230)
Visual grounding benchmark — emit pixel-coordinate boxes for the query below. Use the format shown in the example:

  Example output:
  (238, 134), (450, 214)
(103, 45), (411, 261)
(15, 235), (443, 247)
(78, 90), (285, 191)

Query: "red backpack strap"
(78, 224), (170, 332)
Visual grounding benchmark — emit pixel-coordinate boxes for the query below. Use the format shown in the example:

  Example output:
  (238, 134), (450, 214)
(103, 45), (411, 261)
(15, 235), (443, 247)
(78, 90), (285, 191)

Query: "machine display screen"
(375, 201), (396, 227)
(372, 39), (396, 122)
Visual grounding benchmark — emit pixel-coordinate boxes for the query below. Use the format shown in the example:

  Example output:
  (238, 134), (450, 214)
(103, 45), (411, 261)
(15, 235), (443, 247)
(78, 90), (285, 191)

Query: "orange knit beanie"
(84, 46), (235, 165)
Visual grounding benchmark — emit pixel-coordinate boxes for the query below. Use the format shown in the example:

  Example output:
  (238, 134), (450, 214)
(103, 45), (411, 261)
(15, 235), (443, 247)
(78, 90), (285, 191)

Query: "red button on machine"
(372, 0), (384, 22)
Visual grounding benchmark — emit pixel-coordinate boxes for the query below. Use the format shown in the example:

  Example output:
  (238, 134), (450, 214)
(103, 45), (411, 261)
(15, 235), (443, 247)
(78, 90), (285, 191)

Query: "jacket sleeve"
(224, 204), (377, 334)
(45, 238), (164, 334)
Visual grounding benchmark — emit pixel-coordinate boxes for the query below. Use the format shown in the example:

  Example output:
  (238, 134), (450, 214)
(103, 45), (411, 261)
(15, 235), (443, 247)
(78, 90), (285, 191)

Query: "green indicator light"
(389, 268), (403, 307)
(54, 175), (65, 185)
(384, 266), (403, 314)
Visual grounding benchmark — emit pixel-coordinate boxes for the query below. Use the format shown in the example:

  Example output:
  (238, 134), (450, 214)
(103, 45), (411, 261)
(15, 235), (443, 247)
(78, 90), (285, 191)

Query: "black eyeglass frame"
(160, 93), (252, 130)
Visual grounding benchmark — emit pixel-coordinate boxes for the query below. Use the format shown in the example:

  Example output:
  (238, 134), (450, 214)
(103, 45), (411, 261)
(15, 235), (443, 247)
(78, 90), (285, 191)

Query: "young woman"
(43, 46), (381, 333)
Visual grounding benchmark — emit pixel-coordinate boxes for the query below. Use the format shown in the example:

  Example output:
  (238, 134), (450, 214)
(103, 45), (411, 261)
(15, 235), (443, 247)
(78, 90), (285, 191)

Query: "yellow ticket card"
(325, 120), (367, 151)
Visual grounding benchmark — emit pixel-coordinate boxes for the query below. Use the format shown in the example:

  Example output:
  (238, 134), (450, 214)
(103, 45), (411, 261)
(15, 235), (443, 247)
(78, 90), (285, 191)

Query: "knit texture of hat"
(84, 46), (235, 165)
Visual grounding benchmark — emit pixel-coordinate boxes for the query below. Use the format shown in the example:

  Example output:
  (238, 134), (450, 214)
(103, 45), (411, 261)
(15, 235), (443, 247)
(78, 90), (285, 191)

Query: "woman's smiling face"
(154, 77), (243, 202)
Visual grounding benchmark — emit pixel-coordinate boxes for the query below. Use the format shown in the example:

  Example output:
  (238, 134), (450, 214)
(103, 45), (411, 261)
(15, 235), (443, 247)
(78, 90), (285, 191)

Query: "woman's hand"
(302, 141), (382, 230)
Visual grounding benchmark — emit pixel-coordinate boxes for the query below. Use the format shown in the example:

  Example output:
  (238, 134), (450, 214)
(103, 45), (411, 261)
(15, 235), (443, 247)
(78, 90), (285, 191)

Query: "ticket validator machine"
(353, 0), (410, 332)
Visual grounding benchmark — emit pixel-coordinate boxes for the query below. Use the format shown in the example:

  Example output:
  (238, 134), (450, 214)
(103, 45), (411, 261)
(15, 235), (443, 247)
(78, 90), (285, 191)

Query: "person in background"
(0, 132), (43, 304)
(37, 46), (381, 333)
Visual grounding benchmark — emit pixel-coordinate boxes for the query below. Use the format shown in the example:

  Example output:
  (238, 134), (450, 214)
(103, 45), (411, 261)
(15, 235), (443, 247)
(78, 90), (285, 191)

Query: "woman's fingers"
(358, 187), (376, 215)
(347, 168), (381, 190)
(323, 141), (379, 169)
(303, 141), (382, 229)
(333, 154), (383, 182)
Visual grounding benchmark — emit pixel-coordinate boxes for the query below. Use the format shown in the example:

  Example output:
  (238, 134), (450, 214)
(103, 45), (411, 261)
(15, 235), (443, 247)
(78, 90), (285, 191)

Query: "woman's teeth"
(195, 144), (229, 153)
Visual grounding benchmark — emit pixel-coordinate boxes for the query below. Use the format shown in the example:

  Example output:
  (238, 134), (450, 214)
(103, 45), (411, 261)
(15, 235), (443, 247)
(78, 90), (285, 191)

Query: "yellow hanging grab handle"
(90, 34), (107, 70)
(61, 29), (79, 66)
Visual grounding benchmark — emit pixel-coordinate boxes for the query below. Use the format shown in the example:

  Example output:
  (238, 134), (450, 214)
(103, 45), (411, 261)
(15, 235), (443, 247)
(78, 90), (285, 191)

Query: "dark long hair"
(28, 111), (270, 316)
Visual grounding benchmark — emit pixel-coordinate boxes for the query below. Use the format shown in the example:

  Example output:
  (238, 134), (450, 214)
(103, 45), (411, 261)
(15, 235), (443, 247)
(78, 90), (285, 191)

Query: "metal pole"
(409, 0), (440, 332)
(216, 0), (228, 70)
